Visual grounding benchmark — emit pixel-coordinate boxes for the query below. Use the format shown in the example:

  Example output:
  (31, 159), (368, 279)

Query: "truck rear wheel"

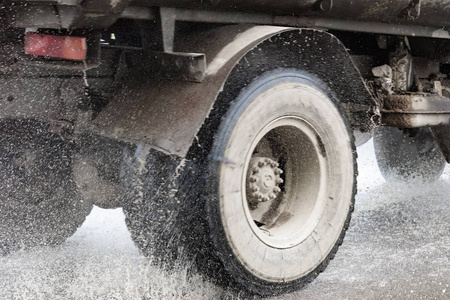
(373, 126), (446, 182)
(204, 70), (356, 295)
(0, 121), (92, 254)
(122, 70), (356, 295)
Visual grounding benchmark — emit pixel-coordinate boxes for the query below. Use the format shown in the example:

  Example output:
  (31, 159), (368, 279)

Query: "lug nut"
(249, 176), (258, 183)
(274, 169), (283, 175)
(269, 193), (276, 200)
(276, 178), (284, 184)
(252, 186), (260, 192)
(273, 187), (281, 193)
(252, 192), (261, 199)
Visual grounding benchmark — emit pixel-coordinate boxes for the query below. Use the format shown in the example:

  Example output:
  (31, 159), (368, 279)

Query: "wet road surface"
(0, 141), (449, 299)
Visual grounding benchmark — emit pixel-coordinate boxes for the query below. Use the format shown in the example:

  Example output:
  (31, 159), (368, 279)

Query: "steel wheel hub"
(246, 157), (283, 207)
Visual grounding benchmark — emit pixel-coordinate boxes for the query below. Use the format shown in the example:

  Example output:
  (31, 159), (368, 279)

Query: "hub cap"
(246, 157), (283, 207)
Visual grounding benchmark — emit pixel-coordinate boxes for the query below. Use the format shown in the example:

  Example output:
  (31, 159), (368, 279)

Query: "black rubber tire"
(373, 126), (446, 182)
(0, 121), (92, 254)
(121, 145), (207, 266)
(122, 69), (357, 296)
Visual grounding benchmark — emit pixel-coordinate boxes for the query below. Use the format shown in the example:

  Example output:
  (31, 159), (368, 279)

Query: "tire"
(0, 120), (92, 254)
(205, 70), (356, 295)
(122, 69), (357, 296)
(122, 146), (202, 265)
(373, 126), (446, 182)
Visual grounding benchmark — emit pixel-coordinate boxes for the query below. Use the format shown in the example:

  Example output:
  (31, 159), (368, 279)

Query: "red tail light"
(24, 33), (87, 61)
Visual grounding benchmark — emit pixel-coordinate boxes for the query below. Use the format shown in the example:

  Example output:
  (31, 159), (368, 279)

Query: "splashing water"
(0, 140), (449, 300)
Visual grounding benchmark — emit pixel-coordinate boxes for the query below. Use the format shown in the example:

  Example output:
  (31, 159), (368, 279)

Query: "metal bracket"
(125, 50), (206, 82)
(160, 7), (176, 52)
(381, 93), (450, 128)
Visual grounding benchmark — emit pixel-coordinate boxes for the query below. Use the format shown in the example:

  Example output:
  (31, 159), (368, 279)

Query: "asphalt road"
(0, 141), (449, 299)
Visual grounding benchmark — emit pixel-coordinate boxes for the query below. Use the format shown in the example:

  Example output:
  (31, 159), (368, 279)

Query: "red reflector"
(24, 33), (87, 61)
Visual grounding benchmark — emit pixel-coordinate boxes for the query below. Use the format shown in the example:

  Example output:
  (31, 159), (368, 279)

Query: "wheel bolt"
(251, 192), (260, 199)
(274, 169), (283, 175)
(276, 178), (284, 184)
(273, 187), (281, 193)
(249, 176), (258, 183)
(269, 193), (276, 200)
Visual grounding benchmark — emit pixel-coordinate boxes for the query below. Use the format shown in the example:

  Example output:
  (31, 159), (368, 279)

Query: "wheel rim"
(243, 116), (328, 249)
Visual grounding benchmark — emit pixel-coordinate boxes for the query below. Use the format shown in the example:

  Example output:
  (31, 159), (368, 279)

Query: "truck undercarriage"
(0, 0), (449, 295)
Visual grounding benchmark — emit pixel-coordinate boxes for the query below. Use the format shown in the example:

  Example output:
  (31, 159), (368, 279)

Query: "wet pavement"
(283, 149), (450, 300)
(0, 141), (449, 299)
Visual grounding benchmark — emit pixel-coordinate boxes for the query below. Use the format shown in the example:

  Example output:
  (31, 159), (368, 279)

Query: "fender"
(92, 25), (376, 157)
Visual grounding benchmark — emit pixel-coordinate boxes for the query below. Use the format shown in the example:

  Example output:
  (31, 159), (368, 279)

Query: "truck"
(0, 0), (449, 296)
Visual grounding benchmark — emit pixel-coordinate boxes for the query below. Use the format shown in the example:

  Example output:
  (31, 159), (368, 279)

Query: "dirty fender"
(93, 25), (375, 157)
